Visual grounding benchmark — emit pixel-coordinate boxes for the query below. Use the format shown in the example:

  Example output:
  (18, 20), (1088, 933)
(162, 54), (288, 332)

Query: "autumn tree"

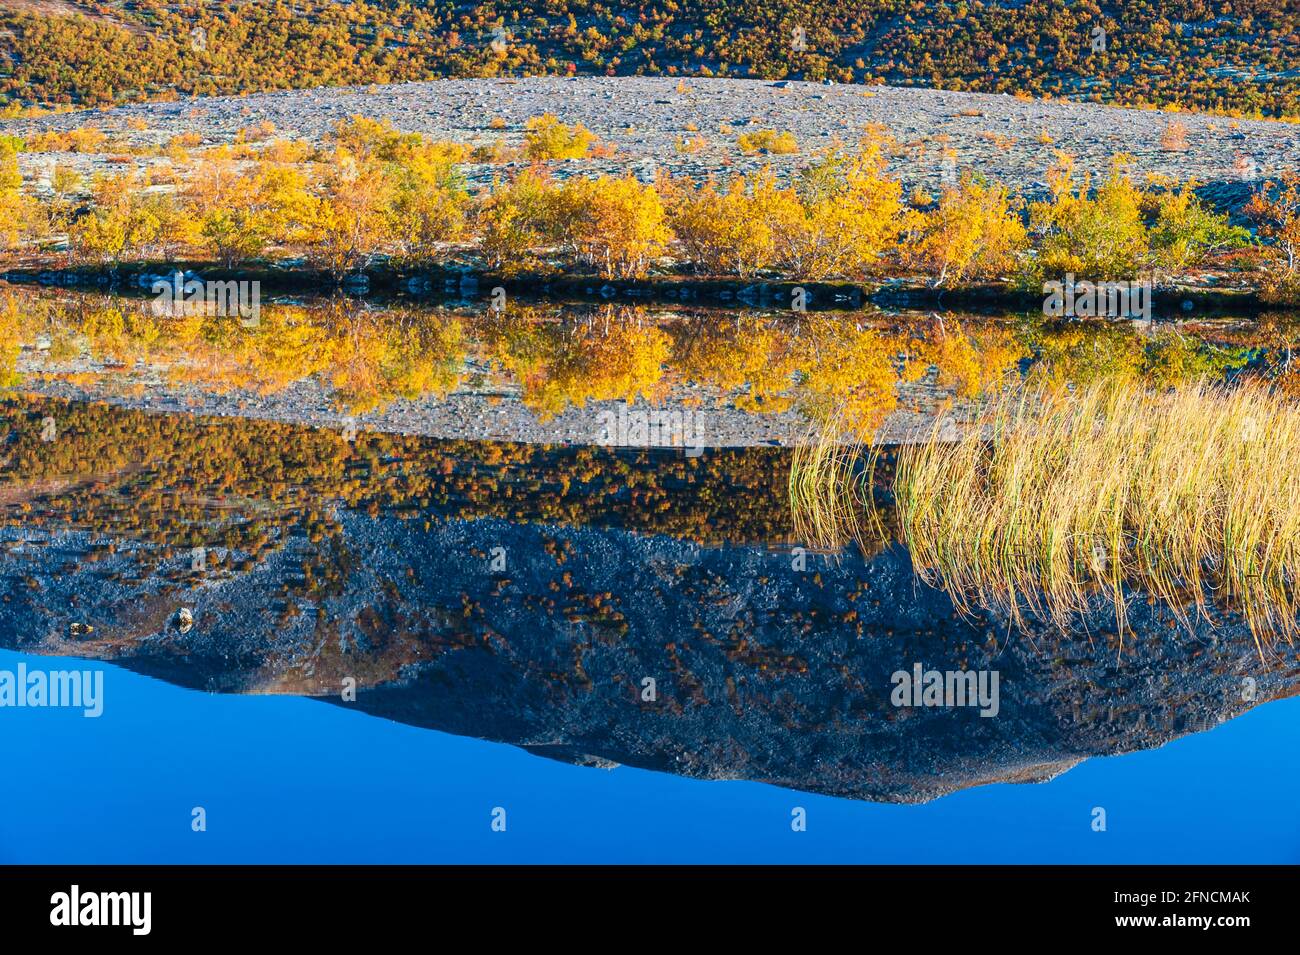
(1141, 329), (1248, 389)
(904, 321), (1027, 397)
(0, 292), (22, 386)
(1145, 178), (1249, 275)
(481, 307), (670, 419)
(736, 129), (798, 155)
(44, 163), (84, 237)
(329, 115), (424, 164)
(0, 138), (32, 254)
(185, 158), (315, 267)
(1245, 172), (1300, 303)
(796, 323), (903, 437)
(663, 173), (783, 277)
(781, 137), (910, 278)
(326, 306), (466, 412)
(523, 114), (596, 161)
(386, 142), (471, 264)
(327, 116), (472, 265)
(1029, 154), (1148, 281)
(555, 174), (672, 278)
(908, 175), (1028, 286)
(68, 172), (184, 265)
(1030, 323), (1145, 387)
(306, 157), (396, 278)
(475, 167), (562, 273)
(669, 314), (800, 412)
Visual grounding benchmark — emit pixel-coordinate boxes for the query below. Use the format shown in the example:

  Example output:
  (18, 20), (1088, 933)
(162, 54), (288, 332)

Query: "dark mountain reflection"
(0, 396), (1295, 803)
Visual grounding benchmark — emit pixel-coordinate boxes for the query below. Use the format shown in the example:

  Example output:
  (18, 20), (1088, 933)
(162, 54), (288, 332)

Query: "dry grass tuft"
(790, 409), (875, 553)
(792, 380), (1300, 650)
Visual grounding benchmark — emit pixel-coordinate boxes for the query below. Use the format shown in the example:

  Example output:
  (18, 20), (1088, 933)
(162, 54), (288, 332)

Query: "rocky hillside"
(3, 1), (1297, 116)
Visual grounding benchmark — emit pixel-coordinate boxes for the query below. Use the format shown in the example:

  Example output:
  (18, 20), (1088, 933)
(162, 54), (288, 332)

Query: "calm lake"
(0, 287), (1296, 863)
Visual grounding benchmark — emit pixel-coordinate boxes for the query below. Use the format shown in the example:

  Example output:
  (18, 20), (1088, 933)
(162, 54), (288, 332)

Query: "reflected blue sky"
(1, 648), (1295, 864)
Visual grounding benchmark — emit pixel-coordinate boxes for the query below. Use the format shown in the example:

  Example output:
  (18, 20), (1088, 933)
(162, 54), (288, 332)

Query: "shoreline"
(4, 379), (952, 451)
(2, 265), (1288, 318)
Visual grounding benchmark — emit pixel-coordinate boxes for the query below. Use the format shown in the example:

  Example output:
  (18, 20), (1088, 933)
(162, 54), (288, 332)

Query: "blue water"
(1, 648), (1296, 864)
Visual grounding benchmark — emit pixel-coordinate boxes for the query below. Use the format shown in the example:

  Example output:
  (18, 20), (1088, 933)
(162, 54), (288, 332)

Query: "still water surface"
(0, 289), (1296, 862)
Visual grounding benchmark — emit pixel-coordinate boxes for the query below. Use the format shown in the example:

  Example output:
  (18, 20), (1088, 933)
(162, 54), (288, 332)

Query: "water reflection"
(0, 288), (1283, 438)
(0, 395), (1294, 803)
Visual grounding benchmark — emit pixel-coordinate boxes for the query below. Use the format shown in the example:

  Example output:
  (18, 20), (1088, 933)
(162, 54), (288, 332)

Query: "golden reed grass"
(792, 381), (1300, 650)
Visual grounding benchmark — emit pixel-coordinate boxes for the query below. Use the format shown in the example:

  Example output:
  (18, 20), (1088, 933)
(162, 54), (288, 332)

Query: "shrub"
(1145, 181), (1249, 273)
(736, 129), (798, 155)
(1029, 154), (1148, 281)
(306, 160), (395, 278)
(908, 175), (1028, 285)
(1159, 120), (1190, 151)
(27, 125), (108, 153)
(0, 141), (36, 252)
(185, 159), (316, 267)
(523, 114), (596, 161)
(475, 168), (562, 273)
(780, 138), (910, 278)
(663, 173), (784, 277)
(69, 172), (185, 265)
(556, 174), (672, 278)
(1245, 173), (1300, 302)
